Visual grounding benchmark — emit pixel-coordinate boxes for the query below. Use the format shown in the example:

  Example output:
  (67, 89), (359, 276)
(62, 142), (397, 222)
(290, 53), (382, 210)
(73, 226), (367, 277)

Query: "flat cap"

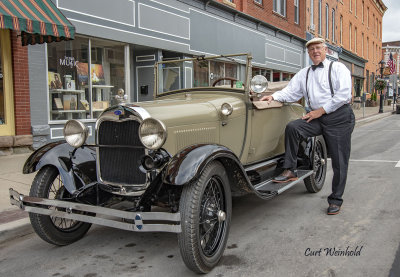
(305, 37), (325, 48)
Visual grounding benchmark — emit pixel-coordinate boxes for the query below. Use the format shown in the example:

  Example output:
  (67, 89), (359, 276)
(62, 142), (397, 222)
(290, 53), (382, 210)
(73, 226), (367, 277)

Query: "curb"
(0, 217), (33, 245)
(355, 110), (396, 127)
(0, 110), (397, 244)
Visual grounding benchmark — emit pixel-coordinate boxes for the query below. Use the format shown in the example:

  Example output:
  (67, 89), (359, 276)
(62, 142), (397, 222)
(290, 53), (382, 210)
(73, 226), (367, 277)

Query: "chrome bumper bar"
(9, 188), (181, 233)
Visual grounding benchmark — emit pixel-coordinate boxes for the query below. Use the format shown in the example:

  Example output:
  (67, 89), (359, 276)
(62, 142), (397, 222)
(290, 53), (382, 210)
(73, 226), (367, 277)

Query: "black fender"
(23, 141), (97, 194)
(163, 144), (254, 195)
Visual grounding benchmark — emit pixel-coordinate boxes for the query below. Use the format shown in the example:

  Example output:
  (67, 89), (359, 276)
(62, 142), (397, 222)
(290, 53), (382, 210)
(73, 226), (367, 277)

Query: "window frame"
(332, 9), (335, 42)
(318, 0), (322, 35)
(273, 0), (287, 17)
(325, 4), (329, 39)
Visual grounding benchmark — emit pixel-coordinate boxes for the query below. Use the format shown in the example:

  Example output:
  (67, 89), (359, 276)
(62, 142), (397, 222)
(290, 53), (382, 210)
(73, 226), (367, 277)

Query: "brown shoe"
(327, 204), (341, 215)
(273, 169), (298, 183)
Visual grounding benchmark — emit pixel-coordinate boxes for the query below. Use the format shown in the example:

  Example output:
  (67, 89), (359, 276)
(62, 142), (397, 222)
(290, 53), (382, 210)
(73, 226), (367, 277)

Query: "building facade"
(305, 0), (386, 99)
(382, 41), (400, 76)
(22, 0), (309, 148)
(382, 41), (400, 97)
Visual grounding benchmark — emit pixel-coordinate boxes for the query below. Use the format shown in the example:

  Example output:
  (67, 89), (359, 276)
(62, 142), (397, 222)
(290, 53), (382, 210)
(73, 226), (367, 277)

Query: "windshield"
(156, 54), (250, 95)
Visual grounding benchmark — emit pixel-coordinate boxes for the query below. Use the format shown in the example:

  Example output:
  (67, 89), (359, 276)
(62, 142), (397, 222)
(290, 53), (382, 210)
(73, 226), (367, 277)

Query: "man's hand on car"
(260, 95), (274, 103)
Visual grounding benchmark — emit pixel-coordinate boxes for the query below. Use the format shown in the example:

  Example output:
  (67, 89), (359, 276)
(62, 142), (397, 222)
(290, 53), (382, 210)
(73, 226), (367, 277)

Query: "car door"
(245, 100), (304, 164)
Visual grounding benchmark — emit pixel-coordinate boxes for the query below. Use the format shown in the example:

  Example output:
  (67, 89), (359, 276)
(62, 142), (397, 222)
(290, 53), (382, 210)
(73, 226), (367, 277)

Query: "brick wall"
(217, 0), (306, 39)
(11, 31), (31, 136)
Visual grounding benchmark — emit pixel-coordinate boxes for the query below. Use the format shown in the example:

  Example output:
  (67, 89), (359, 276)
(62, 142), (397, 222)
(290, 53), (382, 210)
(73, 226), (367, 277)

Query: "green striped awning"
(0, 0), (75, 46)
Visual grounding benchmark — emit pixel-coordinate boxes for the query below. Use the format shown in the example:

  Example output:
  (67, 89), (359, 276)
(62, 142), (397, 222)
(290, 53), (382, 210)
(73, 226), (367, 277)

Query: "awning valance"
(0, 0), (75, 46)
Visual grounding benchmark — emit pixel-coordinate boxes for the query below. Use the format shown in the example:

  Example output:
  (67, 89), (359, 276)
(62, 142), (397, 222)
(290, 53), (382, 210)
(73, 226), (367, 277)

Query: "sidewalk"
(0, 105), (397, 244)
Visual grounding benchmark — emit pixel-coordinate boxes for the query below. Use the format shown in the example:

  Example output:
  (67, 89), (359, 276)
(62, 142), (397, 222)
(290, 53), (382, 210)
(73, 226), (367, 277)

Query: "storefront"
(27, 0), (307, 147)
(0, 0), (75, 153)
(339, 49), (367, 99)
(0, 29), (14, 138)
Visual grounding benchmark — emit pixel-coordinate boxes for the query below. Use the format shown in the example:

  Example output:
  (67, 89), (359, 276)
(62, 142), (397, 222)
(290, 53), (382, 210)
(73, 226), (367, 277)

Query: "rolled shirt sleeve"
(271, 69), (306, 103)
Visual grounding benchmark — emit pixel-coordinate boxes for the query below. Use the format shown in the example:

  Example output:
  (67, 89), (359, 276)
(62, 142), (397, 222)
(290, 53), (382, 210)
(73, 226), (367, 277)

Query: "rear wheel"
(29, 166), (91, 246)
(178, 161), (232, 273)
(304, 136), (327, 193)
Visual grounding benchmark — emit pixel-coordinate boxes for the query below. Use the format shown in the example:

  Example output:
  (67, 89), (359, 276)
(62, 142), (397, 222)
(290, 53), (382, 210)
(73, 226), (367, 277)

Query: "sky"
(382, 0), (400, 42)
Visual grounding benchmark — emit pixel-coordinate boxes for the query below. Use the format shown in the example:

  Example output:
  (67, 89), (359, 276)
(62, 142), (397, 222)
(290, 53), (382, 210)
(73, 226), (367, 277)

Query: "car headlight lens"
(139, 118), (167, 150)
(221, 103), (233, 116)
(251, 75), (268, 93)
(63, 120), (88, 148)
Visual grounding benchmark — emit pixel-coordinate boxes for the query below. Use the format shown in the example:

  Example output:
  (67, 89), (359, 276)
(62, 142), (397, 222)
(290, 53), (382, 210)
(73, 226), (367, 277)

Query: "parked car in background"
(10, 54), (327, 273)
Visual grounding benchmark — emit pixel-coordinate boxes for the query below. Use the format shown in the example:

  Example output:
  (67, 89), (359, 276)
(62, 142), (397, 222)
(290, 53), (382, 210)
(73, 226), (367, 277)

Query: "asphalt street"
(1, 115), (400, 277)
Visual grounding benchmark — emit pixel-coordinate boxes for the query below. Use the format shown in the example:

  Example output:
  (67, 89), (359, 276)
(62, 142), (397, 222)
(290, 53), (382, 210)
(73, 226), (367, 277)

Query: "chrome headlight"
(251, 75), (268, 93)
(63, 120), (88, 148)
(139, 118), (167, 150)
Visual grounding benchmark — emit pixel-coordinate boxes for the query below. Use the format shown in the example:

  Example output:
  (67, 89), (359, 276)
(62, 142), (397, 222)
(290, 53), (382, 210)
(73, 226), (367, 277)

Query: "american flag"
(387, 53), (396, 74)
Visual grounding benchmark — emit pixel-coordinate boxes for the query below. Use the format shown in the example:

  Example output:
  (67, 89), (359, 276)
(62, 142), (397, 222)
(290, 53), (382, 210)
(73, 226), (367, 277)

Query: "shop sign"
(326, 48), (338, 60)
(59, 56), (78, 68)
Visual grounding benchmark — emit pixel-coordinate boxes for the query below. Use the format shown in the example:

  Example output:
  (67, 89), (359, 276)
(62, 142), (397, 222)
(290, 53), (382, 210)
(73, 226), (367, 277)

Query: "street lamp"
(379, 60), (385, 113)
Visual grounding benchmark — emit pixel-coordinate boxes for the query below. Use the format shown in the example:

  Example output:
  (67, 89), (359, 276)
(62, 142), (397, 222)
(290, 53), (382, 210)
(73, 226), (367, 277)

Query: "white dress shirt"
(271, 59), (352, 114)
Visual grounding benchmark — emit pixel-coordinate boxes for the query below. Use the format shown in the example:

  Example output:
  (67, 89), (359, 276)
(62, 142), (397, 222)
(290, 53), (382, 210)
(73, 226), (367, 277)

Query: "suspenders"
(305, 61), (335, 110)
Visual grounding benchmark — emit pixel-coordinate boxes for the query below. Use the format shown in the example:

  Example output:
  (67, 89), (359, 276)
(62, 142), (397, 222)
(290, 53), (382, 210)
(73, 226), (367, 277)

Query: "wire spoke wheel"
(304, 136), (327, 193)
(178, 161), (232, 274)
(29, 166), (91, 246)
(48, 175), (80, 231)
(199, 176), (226, 257)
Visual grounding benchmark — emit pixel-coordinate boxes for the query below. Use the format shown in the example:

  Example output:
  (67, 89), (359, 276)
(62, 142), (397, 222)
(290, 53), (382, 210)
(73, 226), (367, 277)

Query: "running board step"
(254, 170), (313, 195)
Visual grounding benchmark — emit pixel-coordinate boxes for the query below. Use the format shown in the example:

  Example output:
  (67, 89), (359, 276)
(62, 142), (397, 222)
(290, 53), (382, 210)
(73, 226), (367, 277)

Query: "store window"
(47, 37), (126, 122)
(90, 38), (125, 118)
(252, 67), (272, 82)
(192, 60), (237, 88)
(282, 72), (292, 81)
(273, 72), (280, 82)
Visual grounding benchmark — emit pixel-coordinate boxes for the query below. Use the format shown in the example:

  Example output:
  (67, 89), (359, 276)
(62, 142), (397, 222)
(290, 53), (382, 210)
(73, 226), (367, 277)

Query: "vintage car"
(10, 53), (327, 273)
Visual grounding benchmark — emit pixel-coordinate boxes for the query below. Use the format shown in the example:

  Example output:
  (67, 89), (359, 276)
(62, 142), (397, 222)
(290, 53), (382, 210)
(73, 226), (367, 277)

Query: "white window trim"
(274, 0), (287, 17)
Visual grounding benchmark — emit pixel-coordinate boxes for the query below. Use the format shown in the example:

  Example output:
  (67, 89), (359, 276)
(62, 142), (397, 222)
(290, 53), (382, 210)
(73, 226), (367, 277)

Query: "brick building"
(0, 1), (75, 154)
(305, 0), (387, 99)
(339, 0), (387, 96)
(0, 30), (33, 154)
(382, 41), (400, 77)
(216, 0), (306, 39)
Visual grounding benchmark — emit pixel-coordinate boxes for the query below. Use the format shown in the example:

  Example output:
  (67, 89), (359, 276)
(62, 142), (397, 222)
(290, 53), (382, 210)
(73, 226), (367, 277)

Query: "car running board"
(254, 170), (313, 195)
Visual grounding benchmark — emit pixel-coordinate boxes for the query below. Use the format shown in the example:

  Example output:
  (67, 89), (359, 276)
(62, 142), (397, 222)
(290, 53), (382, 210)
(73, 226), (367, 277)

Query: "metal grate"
(98, 120), (146, 185)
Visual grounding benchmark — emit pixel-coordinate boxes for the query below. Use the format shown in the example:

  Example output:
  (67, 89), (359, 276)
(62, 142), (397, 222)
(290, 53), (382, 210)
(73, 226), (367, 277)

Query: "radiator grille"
(98, 120), (146, 185)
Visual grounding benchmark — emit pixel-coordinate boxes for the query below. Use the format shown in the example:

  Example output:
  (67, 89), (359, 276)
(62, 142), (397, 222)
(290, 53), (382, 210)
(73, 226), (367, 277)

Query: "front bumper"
(9, 188), (181, 233)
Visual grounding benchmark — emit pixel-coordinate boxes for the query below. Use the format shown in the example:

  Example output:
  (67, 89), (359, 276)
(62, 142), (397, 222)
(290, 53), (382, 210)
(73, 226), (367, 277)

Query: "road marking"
(328, 158), (398, 163)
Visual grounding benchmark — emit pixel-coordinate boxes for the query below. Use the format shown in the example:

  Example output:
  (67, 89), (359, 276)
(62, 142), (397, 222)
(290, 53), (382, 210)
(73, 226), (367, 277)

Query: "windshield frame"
(154, 53), (252, 98)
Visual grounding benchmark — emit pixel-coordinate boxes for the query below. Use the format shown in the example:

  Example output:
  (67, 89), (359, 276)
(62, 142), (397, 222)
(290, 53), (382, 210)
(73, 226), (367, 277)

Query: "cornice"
(372, 0), (387, 15)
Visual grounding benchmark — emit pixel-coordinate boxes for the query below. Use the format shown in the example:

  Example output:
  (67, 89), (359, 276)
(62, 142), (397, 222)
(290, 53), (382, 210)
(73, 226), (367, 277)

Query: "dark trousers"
(283, 104), (355, 206)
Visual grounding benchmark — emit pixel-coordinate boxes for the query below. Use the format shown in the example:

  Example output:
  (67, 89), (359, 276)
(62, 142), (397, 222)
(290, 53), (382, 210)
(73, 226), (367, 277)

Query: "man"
(260, 38), (355, 215)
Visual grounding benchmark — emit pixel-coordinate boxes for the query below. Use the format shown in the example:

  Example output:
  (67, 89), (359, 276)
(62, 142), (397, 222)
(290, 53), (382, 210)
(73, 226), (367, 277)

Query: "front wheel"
(29, 166), (92, 246)
(178, 161), (232, 274)
(304, 136), (327, 193)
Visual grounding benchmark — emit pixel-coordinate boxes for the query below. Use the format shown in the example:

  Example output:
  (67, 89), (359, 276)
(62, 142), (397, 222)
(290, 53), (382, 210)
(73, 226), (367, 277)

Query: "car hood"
(130, 94), (246, 127)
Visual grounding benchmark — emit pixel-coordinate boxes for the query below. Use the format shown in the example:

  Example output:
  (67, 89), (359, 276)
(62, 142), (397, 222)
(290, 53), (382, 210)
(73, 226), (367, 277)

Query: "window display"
(47, 37), (126, 121)
(47, 37), (89, 121)
(90, 38), (125, 118)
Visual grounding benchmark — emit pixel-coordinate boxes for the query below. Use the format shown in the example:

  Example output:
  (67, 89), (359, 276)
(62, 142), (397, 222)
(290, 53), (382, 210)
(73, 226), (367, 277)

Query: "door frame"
(0, 29), (15, 136)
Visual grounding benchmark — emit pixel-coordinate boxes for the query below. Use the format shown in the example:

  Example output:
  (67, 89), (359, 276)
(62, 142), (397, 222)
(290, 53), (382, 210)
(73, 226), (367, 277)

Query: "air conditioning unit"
(310, 24), (315, 31)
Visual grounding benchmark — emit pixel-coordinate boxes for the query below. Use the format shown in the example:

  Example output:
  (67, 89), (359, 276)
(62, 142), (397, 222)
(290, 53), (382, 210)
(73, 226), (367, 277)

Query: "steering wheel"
(212, 77), (238, 88)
